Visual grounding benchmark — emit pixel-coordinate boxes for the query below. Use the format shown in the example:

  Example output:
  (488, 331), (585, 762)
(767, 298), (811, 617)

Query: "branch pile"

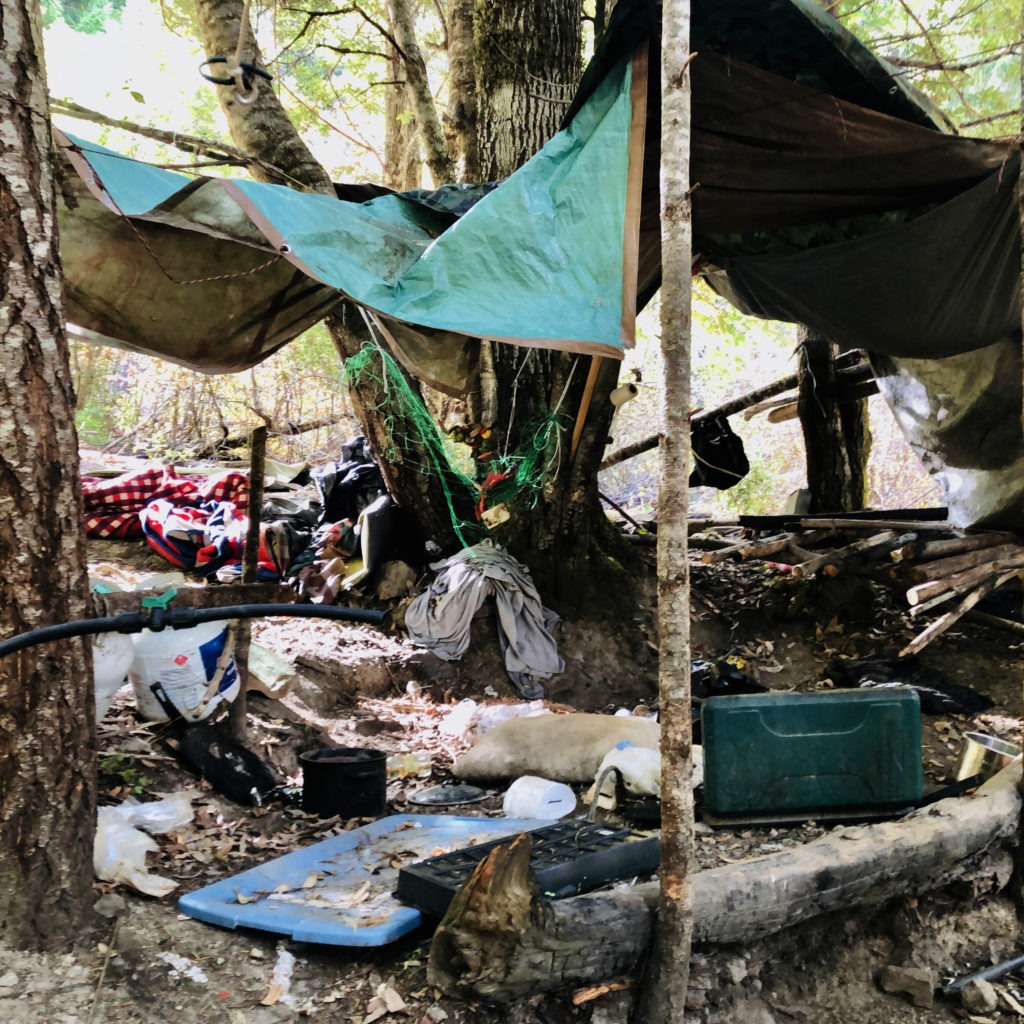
(690, 516), (1024, 655)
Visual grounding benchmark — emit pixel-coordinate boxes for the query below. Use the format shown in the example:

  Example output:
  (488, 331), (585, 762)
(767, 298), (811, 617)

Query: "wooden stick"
(965, 609), (1024, 635)
(229, 425), (267, 742)
(800, 517), (951, 533)
(900, 568), (1024, 657)
(893, 531), (1019, 564)
(600, 355), (871, 471)
(571, 356), (602, 461)
(700, 536), (794, 564)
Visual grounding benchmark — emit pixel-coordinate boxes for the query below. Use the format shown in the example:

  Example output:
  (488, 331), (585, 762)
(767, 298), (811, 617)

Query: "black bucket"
(300, 746), (387, 818)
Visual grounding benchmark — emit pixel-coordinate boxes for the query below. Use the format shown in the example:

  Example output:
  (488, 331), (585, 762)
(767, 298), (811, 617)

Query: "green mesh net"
(344, 345), (561, 547)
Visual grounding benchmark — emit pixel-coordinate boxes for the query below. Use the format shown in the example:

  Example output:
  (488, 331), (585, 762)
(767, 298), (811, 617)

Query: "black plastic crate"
(395, 818), (660, 918)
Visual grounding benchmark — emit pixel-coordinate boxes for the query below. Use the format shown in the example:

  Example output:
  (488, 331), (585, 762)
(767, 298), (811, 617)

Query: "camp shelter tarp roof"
(53, 0), (1022, 525)
(56, 0), (1015, 380)
(56, 40), (643, 380)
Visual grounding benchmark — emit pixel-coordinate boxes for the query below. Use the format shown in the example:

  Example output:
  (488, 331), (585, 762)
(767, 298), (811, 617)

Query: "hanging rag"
(404, 540), (563, 698)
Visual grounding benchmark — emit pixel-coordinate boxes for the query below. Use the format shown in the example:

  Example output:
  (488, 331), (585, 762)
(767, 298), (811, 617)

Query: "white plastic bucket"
(129, 620), (239, 722)
(502, 775), (576, 820)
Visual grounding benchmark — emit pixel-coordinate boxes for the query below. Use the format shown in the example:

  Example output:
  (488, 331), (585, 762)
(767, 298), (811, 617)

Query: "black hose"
(0, 603), (386, 659)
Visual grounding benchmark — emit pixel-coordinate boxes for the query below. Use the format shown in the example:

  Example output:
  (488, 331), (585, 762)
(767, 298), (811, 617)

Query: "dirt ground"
(3, 529), (1024, 1024)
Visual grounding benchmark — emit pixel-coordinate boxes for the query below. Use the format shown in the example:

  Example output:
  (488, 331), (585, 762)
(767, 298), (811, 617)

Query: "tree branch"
(49, 98), (293, 180)
(886, 43), (1021, 73)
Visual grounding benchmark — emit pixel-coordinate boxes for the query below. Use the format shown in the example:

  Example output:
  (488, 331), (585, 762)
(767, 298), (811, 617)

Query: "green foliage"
(99, 753), (150, 794)
(833, 0), (1019, 137)
(42, 0), (125, 33)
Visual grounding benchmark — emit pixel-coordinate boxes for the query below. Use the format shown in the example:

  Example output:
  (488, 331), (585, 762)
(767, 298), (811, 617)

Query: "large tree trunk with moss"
(0, 0), (98, 949)
(472, 0), (629, 612)
(195, 0), (634, 611)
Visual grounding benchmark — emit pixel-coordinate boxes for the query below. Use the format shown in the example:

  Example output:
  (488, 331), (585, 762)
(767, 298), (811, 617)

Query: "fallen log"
(800, 517), (952, 533)
(907, 555), (1024, 613)
(700, 534), (792, 564)
(427, 769), (1021, 1003)
(792, 530), (899, 578)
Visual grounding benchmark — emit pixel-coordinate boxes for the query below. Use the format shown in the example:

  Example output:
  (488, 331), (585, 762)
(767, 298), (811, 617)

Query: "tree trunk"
(470, 0), (634, 611)
(446, 0), (480, 182)
(639, 2), (694, 1021)
(0, 0), (98, 948)
(798, 327), (868, 513)
(473, 0), (582, 182)
(388, 0), (454, 186)
(195, 0), (334, 193)
(195, 0), (641, 611)
(384, 45), (422, 191)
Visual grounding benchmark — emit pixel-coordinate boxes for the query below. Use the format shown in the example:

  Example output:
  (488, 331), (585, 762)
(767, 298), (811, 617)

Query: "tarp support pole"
(570, 356), (603, 460)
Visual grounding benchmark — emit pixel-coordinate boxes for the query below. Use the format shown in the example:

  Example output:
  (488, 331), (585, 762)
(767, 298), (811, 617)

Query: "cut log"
(907, 556), (1024, 612)
(904, 542), (1024, 584)
(700, 534), (791, 564)
(900, 569), (1024, 657)
(892, 531), (1020, 564)
(792, 530), (898, 578)
(428, 832), (654, 1003)
(427, 771), (1021, 1003)
(800, 517), (952, 532)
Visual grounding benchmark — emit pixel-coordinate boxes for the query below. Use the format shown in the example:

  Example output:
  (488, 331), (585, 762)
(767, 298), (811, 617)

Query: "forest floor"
(3, 521), (1024, 1024)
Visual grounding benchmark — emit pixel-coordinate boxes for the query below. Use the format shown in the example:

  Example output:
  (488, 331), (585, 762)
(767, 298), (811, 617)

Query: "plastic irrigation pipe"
(0, 603), (386, 659)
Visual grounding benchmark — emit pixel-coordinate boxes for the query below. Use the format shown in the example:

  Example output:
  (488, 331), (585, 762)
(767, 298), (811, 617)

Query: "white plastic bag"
(94, 792), (195, 897)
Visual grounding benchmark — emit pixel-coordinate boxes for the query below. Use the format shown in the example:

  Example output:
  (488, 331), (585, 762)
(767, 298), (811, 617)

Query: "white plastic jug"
(129, 620), (238, 722)
(502, 775), (576, 820)
(93, 632), (135, 721)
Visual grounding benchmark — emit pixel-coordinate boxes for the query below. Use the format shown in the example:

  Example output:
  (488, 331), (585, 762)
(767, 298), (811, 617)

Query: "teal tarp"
(58, 51), (638, 374)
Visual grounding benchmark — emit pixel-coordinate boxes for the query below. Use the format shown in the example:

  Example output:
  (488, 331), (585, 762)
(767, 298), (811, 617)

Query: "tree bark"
(0, 0), (98, 948)
(445, 0), (480, 182)
(798, 328), (869, 513)
(473, 0), (582, 182)
(429, 833), (654, 1003)
(639, 2), (694, 1021)
(383, 44), (422, 191)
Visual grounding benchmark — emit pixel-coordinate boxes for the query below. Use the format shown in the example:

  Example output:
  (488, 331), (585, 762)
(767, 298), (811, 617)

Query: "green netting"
(343, 345), (561, 548)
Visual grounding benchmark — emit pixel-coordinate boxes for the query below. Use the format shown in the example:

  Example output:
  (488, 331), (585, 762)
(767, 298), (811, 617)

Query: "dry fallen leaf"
(381, 985), (408, 1012)
(301, 871), (321, 889)
(261, 980), (285, 1006)
(998, 987), (1024, 1015)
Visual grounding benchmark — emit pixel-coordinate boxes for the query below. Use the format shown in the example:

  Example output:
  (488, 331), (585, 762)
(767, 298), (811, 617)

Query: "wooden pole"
(228, 424), (267, 740)
(638, 4), (694, 1020)
(570, 356), (602, 461)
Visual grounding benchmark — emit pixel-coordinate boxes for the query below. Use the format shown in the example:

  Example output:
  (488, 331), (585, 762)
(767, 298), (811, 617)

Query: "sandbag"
(452, 713), (659, 783)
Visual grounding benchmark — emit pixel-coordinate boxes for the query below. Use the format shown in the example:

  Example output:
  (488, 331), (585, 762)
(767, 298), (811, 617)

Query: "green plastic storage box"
(701, 687), (922, 818)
